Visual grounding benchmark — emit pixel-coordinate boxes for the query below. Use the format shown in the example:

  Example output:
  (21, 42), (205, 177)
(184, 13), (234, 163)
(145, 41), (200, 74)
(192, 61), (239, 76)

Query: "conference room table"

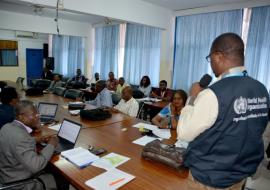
(6, 81), (190, 189)
(40, 118), (189, 190)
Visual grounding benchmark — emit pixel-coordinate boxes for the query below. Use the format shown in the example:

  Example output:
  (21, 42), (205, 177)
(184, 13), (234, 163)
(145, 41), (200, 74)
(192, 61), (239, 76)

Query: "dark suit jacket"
(0, 121), (55, 190)
(41, 70), (53, 80)
(0, 104), (15, 129)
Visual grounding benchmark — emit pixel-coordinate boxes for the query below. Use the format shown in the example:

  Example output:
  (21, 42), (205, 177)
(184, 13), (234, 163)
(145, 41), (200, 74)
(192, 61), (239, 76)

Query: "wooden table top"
(25, 93), (132, 129)
(48, 118), (189, 190)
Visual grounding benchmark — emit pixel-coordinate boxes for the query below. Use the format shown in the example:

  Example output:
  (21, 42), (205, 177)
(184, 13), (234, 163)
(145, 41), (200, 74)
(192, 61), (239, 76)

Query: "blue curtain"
(123, 23), (161, 86)
(93, 25), (119, 80)
(173, 10), (243, 91)
(1, 50), (17, 66)
(245, 6), (270, 91)
(52, 35), (85, 77)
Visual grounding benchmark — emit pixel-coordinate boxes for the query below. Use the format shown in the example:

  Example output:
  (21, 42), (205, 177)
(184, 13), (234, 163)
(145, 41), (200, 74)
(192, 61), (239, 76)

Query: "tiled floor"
(245, 159), (270, 190)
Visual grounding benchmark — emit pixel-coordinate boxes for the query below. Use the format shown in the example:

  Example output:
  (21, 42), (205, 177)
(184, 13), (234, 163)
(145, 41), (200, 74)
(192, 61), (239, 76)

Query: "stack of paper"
(133, 122), (171, 139)
(132, 135), (161, 146)
(85, 168), (135, 190)
(48, 123), (61, 131)
(92, 153), (130, 170)
(61, 147), (99, 168)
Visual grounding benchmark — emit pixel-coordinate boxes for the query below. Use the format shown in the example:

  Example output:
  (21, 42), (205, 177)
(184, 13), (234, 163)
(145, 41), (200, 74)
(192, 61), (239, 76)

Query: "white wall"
(0, 10), (93, 83)
(17, 0), (175, 87)
(0, 29), (48, 83)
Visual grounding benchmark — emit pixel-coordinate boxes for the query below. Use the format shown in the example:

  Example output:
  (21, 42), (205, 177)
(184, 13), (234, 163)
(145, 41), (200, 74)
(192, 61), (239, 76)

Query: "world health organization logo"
(234, 97), (247, 114)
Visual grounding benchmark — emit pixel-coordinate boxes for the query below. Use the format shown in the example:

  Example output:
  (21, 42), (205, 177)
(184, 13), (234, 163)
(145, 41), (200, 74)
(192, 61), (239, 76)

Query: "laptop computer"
(54, 119), (82, 154)
(38, 102), (58, 124)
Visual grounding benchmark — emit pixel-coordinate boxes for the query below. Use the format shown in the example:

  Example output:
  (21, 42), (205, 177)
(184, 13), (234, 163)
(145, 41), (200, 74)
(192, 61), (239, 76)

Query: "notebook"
(38, 102), (58, 123)
(54, 119), (82, 154)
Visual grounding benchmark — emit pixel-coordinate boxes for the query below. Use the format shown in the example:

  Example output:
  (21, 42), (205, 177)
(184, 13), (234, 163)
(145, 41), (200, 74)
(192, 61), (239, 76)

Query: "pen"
(109, 178), (125, 186)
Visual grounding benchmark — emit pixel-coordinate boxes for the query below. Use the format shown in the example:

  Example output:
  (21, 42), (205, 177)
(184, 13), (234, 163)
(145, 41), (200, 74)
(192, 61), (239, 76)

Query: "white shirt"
(177, 66), (246, 142)
(139, 85), (152, 97)
(114, 97), (139, 117)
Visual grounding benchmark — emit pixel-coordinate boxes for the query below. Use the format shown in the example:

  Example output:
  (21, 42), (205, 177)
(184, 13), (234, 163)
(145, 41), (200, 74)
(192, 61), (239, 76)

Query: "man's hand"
(190, 82), (203, 97)
(48, 136), (59, 148)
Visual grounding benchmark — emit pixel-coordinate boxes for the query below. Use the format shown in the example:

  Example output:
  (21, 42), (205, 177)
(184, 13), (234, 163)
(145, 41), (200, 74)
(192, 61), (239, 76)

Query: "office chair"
(16, 77), (25, 90)
(64, 89), (83, 100)
(0, 176), (45, 190)
(34, 79), (51, 90)
(53, 87), (66, 96)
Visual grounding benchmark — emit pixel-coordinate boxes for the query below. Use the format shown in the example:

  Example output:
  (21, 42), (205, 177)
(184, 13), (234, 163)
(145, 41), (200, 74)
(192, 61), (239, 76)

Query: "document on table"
(85, 168), (135, 190)
(92, 153), (130, 170)
(48, 123), (61, 131)
(61, 147), (99, 168)
(133, 122), (171, 139)
(132, 135), (161, 146)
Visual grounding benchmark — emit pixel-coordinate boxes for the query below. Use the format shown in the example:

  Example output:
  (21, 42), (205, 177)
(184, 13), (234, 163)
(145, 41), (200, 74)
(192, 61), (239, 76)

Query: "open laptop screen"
(58, 119), (81, 143)
(38, 102), (58, 117)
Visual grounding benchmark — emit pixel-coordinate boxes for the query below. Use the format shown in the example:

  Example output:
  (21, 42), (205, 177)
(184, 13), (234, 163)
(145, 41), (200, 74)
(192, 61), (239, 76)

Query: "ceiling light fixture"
(33, 5), (44, 15)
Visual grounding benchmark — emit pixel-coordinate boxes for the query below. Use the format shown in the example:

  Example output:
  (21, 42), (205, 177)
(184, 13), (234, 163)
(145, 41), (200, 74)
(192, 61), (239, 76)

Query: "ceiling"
(142, 0), (251, 11)
(0, 0), (105, 24)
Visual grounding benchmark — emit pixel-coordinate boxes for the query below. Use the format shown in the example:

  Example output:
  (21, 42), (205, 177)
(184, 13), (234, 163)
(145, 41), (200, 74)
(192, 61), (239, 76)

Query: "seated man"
(0, 87), (19, 128)
(0, 100), (58, 190)
(112, 86), (139, 117)
(116, 77), (129, 96)
(86, 80), (113, 107)
(88, 72), (100, 84)
(72, 68), (87, 83)
(151, 80), (172, 101)
(46, 74), (62, 92)
(106, 71), (118, 91)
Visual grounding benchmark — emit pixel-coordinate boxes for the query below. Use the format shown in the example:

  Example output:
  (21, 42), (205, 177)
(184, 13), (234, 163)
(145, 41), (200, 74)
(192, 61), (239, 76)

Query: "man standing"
(177, 33), (269, 189)
(0, 100), (58, 189)
(112, 86), (139, 117)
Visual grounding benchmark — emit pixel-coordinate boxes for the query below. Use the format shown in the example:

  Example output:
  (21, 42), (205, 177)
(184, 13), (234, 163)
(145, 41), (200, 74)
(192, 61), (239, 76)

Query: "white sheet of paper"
(132, 136), (161, 146)
(48, 123), (61, 131)
(85, 168), (135, 190)
(92, 153), (130, 170)
(152, 128), (171, 139)
(133, 123), (171, 139)
(61, 147), (99, 168)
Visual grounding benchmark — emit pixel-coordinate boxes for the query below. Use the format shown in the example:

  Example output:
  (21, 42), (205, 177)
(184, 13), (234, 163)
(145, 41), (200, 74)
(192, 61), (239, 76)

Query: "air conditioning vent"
(16, 31), (38, 39)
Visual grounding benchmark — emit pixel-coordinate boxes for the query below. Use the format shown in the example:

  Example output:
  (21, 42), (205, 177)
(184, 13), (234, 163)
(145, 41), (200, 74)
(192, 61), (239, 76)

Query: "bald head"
(211, 33), (244, 66)
(95, 80), (106, 93)
(122, 86), (133, 101)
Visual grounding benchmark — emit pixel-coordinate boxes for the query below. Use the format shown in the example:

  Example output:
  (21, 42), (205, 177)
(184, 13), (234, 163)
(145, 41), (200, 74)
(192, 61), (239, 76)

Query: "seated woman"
(138, 75), (152, 97)
(152, 90), (187, 129)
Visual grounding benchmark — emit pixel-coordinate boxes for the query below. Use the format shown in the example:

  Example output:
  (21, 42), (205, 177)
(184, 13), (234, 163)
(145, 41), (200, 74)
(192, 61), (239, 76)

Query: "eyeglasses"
(205, 51), (222, 62)
(206, 47), (244, 62)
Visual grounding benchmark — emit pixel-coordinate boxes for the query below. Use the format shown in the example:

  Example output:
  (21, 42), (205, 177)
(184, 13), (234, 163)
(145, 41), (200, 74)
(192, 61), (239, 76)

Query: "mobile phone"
(89, 147), (107, 155)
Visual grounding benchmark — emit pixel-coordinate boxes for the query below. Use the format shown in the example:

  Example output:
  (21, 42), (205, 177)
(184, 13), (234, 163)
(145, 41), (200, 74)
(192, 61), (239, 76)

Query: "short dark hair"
(96, 80), (106, 89)
(174, 89), (187, 105)
(159, 80), (167, 86)
(0, 87), (18, 104)
(140, 76), (151, 87)
(211, 33), (244, 65)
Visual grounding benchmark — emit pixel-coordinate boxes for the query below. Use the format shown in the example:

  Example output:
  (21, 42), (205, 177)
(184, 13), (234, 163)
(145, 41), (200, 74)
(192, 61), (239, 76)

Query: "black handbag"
(80, 108), (112, 121)
(142, 139), (186, 170)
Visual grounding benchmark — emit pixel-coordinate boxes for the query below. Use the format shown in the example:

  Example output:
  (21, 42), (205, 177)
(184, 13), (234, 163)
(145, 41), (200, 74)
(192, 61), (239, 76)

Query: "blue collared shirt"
(87, 88), (113, 107)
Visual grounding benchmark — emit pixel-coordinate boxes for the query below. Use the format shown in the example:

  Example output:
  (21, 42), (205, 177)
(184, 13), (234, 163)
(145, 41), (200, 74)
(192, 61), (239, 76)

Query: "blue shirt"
(158, 103), (180, 128)
(87, 88), (113, 107)
(0, 104), (15, 129)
